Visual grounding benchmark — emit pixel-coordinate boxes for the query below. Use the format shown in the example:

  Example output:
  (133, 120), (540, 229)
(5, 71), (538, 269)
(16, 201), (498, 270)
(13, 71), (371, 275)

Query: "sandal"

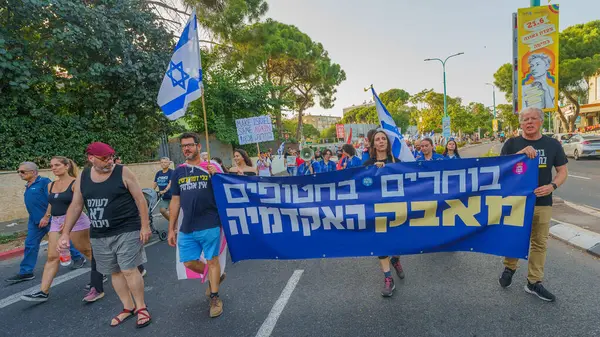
(135, 307), (152, 329)
(110, 308), (135, 327)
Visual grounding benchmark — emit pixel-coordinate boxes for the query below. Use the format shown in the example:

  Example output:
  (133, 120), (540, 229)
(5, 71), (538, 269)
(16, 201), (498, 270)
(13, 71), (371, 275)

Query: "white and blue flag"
(157, 12), (202, 121)
(277, 142), (286, 158)
(371, 87), (415, 162)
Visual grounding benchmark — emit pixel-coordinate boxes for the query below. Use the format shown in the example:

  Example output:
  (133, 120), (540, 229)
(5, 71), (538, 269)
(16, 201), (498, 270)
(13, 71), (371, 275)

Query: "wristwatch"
(550, 182), (558, 190)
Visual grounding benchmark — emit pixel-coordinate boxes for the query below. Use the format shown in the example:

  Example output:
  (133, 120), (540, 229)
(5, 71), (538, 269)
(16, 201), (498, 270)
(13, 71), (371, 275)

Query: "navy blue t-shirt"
(170, 165), (220, 233)
(154, 169), (173, 200)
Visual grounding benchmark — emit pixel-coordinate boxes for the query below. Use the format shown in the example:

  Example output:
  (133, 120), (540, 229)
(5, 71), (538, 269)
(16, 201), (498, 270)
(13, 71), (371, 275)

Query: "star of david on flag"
(371, 87), (415, 162)
(157, 11), (202, 120)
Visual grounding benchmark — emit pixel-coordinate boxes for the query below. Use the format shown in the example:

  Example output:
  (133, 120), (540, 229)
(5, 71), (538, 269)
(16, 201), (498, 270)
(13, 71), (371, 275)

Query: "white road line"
(568, 174), (591, 180)
(0, 268), (90, 309)
(0, 239), (162, 310)
(255, 269), (304, 337)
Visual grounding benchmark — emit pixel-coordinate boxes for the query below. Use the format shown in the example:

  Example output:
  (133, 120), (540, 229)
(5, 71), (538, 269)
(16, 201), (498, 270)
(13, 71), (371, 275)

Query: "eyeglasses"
(92, 155), (114, 162)
(17, 170), (32, 174)
(180, 143), (197, 149)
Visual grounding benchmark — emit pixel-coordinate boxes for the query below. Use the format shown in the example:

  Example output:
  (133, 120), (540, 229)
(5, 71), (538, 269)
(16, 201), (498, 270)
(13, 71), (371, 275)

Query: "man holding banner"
(498, 107), (568, 302)
(167, 132), (225, 317)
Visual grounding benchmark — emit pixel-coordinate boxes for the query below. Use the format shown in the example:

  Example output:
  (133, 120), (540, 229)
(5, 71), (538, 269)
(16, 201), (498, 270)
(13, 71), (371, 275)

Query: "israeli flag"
(277, 142), (285, 158)
(157, 11), (202, 120)
(371, 87), (415, 162)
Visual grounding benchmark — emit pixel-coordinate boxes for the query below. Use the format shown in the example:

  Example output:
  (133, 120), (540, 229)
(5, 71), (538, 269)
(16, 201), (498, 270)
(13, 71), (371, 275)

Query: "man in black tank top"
(58, 142), (153, 328)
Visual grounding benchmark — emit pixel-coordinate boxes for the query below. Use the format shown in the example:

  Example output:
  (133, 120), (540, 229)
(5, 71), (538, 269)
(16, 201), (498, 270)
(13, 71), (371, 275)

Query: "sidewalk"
(549, 197), (600, 258)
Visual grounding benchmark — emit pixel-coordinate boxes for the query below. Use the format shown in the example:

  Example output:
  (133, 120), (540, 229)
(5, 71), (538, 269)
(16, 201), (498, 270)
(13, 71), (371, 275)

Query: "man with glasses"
(168, 133), (225, 318)
(5, 163), (85, 284)
(497, 107), (568, 302)
(58, 142), (153, 328)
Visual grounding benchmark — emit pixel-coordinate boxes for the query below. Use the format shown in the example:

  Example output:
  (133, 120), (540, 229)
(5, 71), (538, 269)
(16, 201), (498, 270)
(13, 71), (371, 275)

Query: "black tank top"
(48, 180), (76, 216)
(80, 165), (140, 238)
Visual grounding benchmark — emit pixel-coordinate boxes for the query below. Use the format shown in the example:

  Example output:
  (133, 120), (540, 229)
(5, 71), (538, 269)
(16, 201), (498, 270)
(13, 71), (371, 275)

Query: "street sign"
(442, 117), (451, 139)
(235, 115), (274, 145)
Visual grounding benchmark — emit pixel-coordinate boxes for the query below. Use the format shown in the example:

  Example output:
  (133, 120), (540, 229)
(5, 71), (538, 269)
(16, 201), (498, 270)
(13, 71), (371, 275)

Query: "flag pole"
(200, 90), (211, 161)
(194, 10), (211, 161)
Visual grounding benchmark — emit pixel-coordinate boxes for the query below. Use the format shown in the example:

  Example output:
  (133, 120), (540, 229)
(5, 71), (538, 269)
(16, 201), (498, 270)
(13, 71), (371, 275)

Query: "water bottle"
(59, 249), (71, 267)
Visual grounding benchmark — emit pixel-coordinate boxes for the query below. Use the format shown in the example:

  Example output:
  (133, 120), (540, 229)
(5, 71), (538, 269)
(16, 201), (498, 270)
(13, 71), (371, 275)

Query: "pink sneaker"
(82, 287), (105, 303)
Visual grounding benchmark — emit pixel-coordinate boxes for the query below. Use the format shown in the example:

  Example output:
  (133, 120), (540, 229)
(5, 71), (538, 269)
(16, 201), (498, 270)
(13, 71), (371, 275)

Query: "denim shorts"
(177, 227), (221, 263)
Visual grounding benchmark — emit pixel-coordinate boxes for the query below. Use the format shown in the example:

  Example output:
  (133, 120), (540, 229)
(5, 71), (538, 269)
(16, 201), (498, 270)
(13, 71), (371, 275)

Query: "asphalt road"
(1, 215), (600, 337)
(461, 142), (600, 210)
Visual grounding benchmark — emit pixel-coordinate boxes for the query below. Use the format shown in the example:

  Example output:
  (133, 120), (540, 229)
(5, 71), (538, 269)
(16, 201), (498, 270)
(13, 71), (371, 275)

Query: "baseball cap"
(86, 142), (115, 157)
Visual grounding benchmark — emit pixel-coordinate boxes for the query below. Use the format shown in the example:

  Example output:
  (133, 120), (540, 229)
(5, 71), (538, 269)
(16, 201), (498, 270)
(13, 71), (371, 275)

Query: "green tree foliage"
(492, 20), (600, 131)
(282, 119), (319, 141)
(0, 0), (181, 170)
(498, 104), (520, 131)
(186, 0), (269, 40)
(493, 63), (513, 102)
(410, 89), (462, 133)
(184, 67), (277, 145)
(228, 20), (345, 139)
(340, 88), (412, 132)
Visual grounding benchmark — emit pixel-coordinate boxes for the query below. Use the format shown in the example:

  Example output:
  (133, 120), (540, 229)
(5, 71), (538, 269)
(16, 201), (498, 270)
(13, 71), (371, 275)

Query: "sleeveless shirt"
(80, 165), (140, 238)
(48, 180), (76, 216)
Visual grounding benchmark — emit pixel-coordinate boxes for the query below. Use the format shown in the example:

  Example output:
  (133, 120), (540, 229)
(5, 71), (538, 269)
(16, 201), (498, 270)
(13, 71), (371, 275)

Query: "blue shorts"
(178, 227), (221, 263)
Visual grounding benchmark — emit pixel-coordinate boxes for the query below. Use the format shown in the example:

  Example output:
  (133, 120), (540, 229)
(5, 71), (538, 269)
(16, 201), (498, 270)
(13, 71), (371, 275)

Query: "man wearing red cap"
(58, 142), (153, 328)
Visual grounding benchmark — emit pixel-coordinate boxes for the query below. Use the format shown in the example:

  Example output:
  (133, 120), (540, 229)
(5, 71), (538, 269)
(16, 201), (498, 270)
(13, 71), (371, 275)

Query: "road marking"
(568, 174), (591, 180)
(255, 269), (304, 337)
(0, 239), (161, 309)
(0, 268), (90, 309)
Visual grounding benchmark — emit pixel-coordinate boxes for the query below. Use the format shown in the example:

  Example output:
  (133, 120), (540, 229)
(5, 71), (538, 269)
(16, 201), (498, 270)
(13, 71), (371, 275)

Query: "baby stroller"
(142, 188), (168, 241)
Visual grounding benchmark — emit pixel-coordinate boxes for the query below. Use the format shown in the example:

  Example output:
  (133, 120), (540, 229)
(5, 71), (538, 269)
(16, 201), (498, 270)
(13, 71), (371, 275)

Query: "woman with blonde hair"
(21, 156), (98, 302)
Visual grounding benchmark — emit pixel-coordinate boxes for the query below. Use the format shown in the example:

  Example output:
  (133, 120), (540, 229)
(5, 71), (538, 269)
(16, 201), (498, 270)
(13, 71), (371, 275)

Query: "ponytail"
(67, 159), (79, 177)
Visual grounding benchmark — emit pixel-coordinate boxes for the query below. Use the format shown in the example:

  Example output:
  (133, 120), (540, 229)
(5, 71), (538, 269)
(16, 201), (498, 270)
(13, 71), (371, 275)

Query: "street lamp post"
(485, 83), (496, 118)
(424, 52), (465, 117)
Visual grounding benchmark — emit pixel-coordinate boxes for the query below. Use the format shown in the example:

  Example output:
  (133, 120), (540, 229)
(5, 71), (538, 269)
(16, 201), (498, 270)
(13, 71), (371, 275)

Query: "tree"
(340, 88), (412, 133)
(184, 0), (269, 41)
(493, 63), (513, 102)
(228, 20), (345, 140)
(282, 119), (319, 141)
(410, 89), (462, 133)
(498, 104), (520, 131)
(292, 52), (346, 140)
(0, 0), (181, 169)
(184, 64), (277, 145)
(492, 20), (600, 131)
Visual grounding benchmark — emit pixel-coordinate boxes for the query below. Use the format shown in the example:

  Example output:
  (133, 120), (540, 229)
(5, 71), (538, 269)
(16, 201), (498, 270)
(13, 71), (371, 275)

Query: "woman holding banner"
(228, 149), (256, 176)
(363, 130), (406, 297)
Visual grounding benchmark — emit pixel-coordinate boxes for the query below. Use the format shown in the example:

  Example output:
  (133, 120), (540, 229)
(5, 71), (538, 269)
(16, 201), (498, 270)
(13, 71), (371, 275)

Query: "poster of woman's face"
(522, 52), (556, 110)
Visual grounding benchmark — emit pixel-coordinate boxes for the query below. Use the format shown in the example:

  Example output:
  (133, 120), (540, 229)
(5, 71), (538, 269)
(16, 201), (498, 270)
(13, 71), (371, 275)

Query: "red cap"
(86, 142), (115, 157)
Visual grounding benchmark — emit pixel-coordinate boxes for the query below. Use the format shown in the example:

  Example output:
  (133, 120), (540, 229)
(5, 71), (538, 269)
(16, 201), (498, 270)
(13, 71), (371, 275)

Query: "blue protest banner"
(212, 155), (538, 262)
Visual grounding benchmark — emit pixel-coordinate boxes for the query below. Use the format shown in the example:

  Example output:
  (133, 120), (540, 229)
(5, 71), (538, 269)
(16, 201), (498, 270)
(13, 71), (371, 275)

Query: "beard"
(93, 163), (113, 173)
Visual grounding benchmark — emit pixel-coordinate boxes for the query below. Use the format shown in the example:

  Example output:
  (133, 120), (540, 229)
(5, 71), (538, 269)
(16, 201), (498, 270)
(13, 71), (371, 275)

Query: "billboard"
(335, 124), (345, 139)
(517, 5), (559, 113)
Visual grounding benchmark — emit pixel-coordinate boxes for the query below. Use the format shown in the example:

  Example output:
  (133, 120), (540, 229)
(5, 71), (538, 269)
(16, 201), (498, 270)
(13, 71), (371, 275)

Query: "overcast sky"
(264, 0), (600, 117)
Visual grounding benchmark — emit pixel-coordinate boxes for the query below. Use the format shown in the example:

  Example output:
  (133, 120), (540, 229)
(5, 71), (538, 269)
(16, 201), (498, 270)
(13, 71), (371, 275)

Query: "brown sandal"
(135, 307), (152, 329)
(110, 308), (135, 327)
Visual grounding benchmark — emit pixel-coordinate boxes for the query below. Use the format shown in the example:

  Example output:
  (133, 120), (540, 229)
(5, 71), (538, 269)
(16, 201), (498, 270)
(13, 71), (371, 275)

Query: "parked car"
(562, 134), (600, 160)
(553, 133), (574, 144)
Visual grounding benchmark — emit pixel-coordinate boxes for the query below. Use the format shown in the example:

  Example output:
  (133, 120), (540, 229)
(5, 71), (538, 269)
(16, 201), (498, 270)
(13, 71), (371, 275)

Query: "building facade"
(342, 101), (375, 117)
(303, 114), (341, 132)
(553, 72), (600, 133)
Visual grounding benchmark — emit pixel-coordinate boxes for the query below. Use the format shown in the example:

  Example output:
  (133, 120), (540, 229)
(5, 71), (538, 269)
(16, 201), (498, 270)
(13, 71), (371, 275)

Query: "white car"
(553, 133), (574, 144)
(562, 134), (600, 160)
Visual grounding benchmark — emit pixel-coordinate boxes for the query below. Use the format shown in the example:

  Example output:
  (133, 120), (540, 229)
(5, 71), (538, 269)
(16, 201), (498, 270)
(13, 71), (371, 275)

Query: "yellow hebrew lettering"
(443, 197), (482, 227)
(374, 202), (408, 233)
(486, 196), (526, 227)
(409, 201), (439, 227)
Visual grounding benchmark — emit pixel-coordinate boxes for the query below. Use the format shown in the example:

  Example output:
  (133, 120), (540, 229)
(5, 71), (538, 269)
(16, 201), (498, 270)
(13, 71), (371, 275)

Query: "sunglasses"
(93, 155), (114, 162)
(17, 170), (32, 174)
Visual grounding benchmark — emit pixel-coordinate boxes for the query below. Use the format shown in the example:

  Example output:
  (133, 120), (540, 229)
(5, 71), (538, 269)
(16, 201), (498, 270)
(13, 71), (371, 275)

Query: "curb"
(550, 219), (600, 258)
(0, 247), (25, 261)
(562, 200), (600, 218)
